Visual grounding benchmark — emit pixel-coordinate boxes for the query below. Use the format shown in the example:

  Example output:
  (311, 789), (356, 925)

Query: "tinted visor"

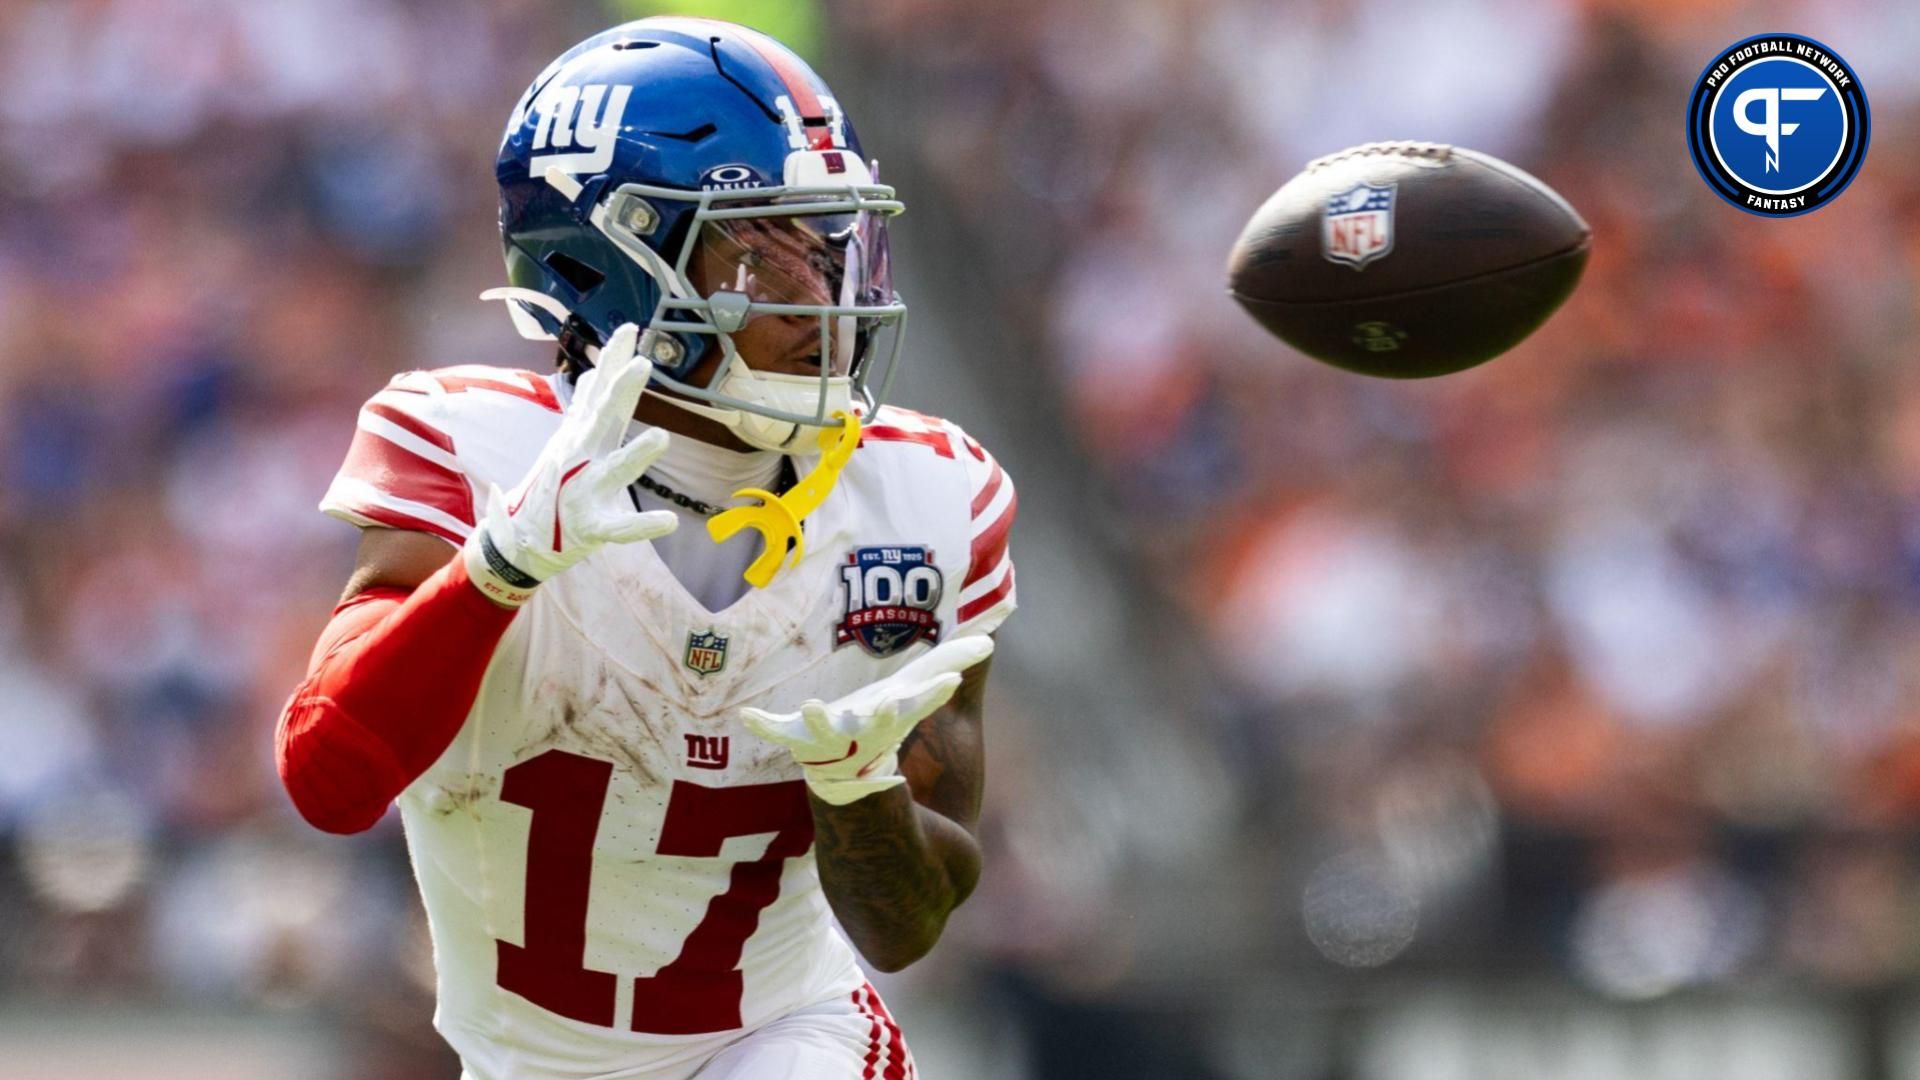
(694, 207), (894, 375)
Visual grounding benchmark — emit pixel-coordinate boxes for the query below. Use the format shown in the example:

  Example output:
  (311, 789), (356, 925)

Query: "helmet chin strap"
(644, 387), (795, 450)
(483, 282), (849, 453)
(643, 337), (852, 453)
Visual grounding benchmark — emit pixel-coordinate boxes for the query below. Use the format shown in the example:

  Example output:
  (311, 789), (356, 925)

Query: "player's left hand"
(740, 636), (994, 806)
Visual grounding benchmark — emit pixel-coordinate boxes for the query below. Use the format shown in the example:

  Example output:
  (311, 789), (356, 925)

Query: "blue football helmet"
(491, 17), (905, 451)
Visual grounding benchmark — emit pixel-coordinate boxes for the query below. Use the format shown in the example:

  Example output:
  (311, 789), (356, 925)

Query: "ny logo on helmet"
(529, 83), (634, 177)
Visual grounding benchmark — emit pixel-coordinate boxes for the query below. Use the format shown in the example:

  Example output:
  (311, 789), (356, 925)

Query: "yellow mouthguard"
(708, 411), (862, 588)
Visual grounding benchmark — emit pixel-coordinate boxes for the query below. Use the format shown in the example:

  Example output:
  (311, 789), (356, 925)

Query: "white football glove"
(740, 636), (995, 806)
(462, 323), (680, 607)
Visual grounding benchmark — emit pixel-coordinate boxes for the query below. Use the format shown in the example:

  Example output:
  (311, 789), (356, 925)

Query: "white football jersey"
(319, 366), (1016, 1079)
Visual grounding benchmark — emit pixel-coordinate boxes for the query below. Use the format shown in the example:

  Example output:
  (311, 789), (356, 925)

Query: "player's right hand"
(462, 323), (679, 607)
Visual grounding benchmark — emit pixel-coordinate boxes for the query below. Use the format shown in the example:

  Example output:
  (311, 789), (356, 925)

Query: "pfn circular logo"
(1686, 34), (1869, 217)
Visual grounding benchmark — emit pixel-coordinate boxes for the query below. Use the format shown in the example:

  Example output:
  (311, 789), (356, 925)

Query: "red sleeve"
(275, 559), (518, 834)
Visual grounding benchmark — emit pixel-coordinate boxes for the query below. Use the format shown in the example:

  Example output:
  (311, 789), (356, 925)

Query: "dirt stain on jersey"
(516, 629), (696, 792)
(428, 775), (497, 818)
(534, 669), (673, 789)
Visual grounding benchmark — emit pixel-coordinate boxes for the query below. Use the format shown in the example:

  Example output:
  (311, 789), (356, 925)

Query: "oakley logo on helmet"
(530, 83), (634, 177)
(699, 164), (767, 192)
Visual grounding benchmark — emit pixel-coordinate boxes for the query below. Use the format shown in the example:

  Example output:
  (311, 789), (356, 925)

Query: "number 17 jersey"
(318, 366), (1017, 1078)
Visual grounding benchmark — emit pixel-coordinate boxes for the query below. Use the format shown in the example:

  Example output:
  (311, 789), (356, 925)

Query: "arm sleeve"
(274, 557), (518, 834)
(953, 429), (1017, 636)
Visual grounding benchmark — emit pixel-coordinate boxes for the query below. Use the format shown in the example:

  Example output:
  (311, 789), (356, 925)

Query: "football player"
(274, 18), (1016, 1079)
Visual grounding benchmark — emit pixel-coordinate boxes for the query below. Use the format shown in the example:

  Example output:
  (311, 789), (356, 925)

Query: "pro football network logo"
(684, 630), (728, 676)
(837, 546), (944, 658)
(1686, 34), (1869, 217)
(1323, 182), (1396, 270)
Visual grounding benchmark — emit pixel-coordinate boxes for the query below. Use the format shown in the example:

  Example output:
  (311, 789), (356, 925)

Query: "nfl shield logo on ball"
(1323, 182), (1396, 270)
(684, 630), (728, 676)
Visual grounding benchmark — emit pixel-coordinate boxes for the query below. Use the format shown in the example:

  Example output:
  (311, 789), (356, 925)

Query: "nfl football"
(1226, 142), (1590, 378)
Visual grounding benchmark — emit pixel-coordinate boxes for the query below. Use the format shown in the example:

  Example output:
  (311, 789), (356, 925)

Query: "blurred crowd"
(837, 0), (1920, 1006)
(4, 0), (1920, 1076)
(0, 0), (617, 1071)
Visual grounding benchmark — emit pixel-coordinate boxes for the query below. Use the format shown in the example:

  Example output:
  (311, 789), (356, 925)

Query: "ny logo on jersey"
(684, 734), (730, 771)
(684, 630), (729, 676)
(528, 82), (633, 176)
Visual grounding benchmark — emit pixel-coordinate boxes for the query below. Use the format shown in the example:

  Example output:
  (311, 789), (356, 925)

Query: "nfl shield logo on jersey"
(1323, 182), (1396, 270)
(684, 630), (729, 676)
(837, 546), (944, 658)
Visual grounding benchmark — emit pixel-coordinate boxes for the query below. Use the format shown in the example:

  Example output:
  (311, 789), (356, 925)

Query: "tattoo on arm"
(898, 655), (988, 829)
(808, 654), (991, 970)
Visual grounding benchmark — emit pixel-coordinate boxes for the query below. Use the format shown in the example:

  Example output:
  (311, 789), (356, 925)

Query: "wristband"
(463, 529), (542, 608)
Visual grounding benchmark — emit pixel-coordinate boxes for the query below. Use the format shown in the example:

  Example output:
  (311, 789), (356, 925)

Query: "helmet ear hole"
(544, 252), (606, 296)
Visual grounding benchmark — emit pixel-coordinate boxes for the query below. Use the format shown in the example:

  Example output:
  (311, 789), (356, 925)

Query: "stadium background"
(2, 0), (1919, 1077)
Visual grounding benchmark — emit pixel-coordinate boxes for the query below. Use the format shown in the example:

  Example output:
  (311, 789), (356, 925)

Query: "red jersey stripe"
(365, 401), (455, 453)
(351, 503), (465, 545)
(965, 494), (1017, 586)
(862, 425), (955, 459)
(873, 992), (907, 1080)
(430, 371), (561, 413)
(958, 568), (1014, 624)
(969, 459), (1005, 518)
(853, 987), (882, 1080)
(340, 432), (475, 528)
